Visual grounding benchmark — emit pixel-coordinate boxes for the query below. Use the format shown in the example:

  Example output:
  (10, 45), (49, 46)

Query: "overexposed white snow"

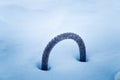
(0, 0), (120, 80)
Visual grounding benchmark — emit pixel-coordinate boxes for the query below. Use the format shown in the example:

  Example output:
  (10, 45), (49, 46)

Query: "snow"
(115, 72), (120, 80)
(0, 0), (120, 80)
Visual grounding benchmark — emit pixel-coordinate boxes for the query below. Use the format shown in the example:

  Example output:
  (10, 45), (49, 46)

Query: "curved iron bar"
(41, 32), (86, 70)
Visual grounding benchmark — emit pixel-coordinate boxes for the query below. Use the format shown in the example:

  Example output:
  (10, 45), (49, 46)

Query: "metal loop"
(41, 32), (86, 70)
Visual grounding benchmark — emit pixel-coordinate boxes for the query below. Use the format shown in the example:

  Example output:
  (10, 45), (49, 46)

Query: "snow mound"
(0, 0), (120, 80)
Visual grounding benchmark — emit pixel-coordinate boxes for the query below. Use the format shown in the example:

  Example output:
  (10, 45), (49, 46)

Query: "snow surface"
(0, 0), (120, 80)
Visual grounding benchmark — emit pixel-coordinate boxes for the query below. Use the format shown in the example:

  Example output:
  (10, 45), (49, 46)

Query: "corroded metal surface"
(41, 32), (86, 70)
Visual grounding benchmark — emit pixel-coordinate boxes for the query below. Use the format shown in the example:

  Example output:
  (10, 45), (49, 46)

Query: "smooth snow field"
(0, 0), (120, 80)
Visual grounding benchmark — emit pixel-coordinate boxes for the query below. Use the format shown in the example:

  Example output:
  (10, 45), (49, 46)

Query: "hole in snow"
(36, 62), (51, 71)
(76, 56), (89, 62)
